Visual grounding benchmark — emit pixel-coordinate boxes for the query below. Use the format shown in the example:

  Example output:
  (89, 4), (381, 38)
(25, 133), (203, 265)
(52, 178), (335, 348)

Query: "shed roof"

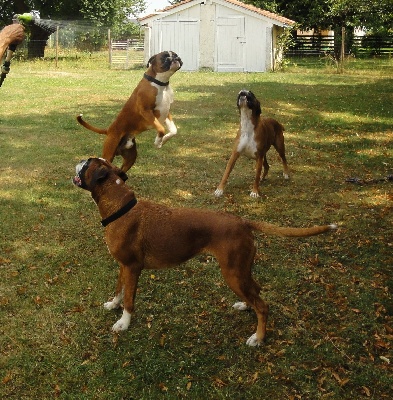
(139, 0), (295, 26)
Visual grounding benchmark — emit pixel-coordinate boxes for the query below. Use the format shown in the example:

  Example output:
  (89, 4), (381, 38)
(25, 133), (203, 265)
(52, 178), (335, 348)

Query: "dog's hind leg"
(102, 134), (121, 163)
(261, 155), (270, 181)
(112, 264), (142, 332)
(119, 138), (137, 172)
(104, 264), (125, 311)
(273, 136), (289, 179)
(217, 243), (269, 346)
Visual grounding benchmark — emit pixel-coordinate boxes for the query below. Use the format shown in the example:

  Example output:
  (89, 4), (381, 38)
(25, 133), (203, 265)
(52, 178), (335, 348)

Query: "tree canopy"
(244, 0), (393, 32)
(1, 0), (146, 57)
(1, 0), (146, 27)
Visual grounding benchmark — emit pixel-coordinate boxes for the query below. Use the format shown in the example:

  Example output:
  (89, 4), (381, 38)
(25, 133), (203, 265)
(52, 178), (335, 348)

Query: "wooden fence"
(109, 38), (144, 69)
(286, 35), (393, 57)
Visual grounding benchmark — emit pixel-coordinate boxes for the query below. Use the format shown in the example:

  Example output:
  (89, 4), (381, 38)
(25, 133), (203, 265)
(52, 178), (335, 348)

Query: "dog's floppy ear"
(90, 165), (110, 187)
(249, 91), (262, 117)
(147, 55), (156, 67)
(254, 99), (262, 117)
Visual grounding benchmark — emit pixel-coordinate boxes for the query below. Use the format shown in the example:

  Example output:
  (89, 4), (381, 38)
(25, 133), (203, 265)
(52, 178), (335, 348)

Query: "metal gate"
(109, 38), (144, 69)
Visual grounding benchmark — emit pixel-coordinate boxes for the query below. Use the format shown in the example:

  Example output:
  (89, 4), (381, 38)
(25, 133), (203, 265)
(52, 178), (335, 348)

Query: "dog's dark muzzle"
(73, 158), (92, 190)
(173, 56), (183, 68)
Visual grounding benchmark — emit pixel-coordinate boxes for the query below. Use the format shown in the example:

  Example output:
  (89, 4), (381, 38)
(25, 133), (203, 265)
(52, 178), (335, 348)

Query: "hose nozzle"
(15, 11), (39, 26)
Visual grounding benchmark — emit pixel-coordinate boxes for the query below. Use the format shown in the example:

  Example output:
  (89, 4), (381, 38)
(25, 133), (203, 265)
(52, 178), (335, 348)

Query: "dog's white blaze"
(154, 85), (174, 123)
(237, 108), (257, 159)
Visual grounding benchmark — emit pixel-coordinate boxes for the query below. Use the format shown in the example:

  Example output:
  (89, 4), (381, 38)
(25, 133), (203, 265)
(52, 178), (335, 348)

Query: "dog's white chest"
(154, 85), (174, 123)
(237, 110), (257, 159)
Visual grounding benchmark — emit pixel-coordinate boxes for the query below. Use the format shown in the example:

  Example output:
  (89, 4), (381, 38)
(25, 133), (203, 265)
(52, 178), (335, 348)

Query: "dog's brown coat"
(215, 90), (289, 198)
(77, 51), (182, 172)
(73, 158), (336, 346)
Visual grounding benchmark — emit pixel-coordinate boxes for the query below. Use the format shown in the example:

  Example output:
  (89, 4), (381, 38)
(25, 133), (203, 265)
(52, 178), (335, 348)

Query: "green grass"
(1, 54), (392, 399)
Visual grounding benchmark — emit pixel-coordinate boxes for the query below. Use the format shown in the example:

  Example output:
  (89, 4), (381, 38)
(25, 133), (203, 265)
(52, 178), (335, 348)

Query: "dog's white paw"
(250, 191), (260, 198)
(283, 173), (289, 180)
(232, 302), (250, 311)
(104, 300), (120, 311)
(112, 312), (131, 332)
(246, 333), (261, 347)
(214, 188), (224, 197)
(165, 120), (177, 136)
(154, 136), (163, 149)
(161, 132), (175, 146)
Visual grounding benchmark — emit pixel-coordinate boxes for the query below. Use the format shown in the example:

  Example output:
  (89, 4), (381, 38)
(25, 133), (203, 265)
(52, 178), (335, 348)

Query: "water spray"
(17, 11), (59, 33)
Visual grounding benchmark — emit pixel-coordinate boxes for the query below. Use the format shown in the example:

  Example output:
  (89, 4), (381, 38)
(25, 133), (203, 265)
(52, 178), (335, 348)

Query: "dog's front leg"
(112, 264), (141, 332)
(153, 118), (167, 149)
(214, 151), (240, 197)
(161, 114), (177, 146)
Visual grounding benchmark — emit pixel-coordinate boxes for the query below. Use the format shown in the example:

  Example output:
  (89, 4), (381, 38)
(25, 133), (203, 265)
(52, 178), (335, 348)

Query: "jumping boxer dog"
(215, 89), (289, 198)
(73, 157), (337, 346)
(77, 51), (182, 172)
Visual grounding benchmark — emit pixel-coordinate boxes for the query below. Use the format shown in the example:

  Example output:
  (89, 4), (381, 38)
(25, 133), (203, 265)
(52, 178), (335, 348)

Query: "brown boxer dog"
(215, 89), (289, 198)
(77, 51), (182, 172)
(73, 158), (337, 346)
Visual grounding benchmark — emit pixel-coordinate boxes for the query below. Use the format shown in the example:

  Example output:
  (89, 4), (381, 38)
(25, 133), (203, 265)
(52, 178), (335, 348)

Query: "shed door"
(151, 19), (199, 71)
(216, 16), (245, 72)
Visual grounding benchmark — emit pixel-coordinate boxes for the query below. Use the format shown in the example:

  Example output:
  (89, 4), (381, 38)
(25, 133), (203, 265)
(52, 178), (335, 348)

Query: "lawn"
(0, 53), (392, 399)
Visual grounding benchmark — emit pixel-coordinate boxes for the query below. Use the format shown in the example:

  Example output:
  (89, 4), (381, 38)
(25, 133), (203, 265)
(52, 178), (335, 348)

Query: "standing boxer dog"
(77, 51), (182, 172)
(73, 157), (337, 346)
(215, 89), (289, 198)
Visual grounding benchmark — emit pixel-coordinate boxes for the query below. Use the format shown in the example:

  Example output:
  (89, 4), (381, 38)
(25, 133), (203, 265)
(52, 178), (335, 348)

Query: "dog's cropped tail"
(76, 114), (107, 135)
(249, 221), (337, 238)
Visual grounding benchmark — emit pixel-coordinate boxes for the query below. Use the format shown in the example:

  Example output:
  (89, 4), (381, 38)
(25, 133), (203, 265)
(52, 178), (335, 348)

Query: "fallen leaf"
(250, 372), (258, 384)
(379, 356), (390, 364)
(54, 384), (61, 397)
(213, 377), (227, 387)
(362, 386), (371, 397)
(159, 383), (168, 392)
(2, 373), (12, 384)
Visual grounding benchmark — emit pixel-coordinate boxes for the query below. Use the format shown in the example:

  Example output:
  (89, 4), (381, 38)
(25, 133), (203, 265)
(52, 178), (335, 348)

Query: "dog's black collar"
(144, 73), (169, 87)
(101, 198), (137, 227)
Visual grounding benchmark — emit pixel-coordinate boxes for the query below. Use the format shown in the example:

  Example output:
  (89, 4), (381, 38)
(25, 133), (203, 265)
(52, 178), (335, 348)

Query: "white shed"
(138, 0), (295, 72)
